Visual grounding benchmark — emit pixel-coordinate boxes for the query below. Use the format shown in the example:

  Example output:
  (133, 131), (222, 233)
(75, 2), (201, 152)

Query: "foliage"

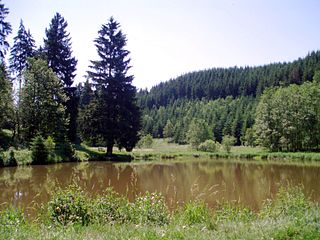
(222, 135), (236, 153)
(137, 134), (153, 148)
(0, 65), (14, 139)
(31, 135), (49, 164)
(44, 12), (78, 143)
(9, 20), (35, 79)
(214, 203), (255, 223)
(131, 192), (170, 225)
(44, 136), (55, 160)
(7, 147), (17, 166)
(0, 0), (12, 62)
(93, 188), (130, 224)
(163, 119), (174, 139)
(198, 139), (218, 152)
(2, 187), (320, 239)
(48, 184), (91, 226)
(44, 12), (77, 87)
(141, 97), (256, 145)
(84, 17), (141, 155)
(138, 51), (320, 109)
(0, 207), (25, 230)
(255, 81), (320, 151)
(20, 58), (68, 143)
(181, 201), (212, 225)
(186, 118), (210, 149)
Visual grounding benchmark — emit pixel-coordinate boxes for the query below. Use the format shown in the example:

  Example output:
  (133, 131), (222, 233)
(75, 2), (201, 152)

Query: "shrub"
(131, 192), (170, 225)
(0, 148), (4, 167)
(45, 136), (55, 161)
(0, 207), (25, 233)
(55, 139), (75, 161)
(214, 203), (255, 223)
(137, 134), (153, 148)
(31, 135), (49, 165)
(198, 140), (217, 152)
(182, 201), (212, 225)
(260, 186), (309, 219)
(7, 148), (18, 166)
(94, 188), (130, 224)
(222, 135), (236, 153)
(48, 184), (91, 226)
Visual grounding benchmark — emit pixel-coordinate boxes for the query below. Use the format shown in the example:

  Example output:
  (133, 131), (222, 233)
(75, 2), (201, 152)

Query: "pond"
(1, 159), (320, 217)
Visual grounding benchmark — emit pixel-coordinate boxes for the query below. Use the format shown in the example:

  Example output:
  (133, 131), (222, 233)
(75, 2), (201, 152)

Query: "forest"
(1, 0), (320, 168)
(138, 52), (320, 151)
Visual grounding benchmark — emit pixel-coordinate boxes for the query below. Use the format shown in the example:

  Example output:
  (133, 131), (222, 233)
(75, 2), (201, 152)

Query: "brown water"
(1, 159), (320, 217)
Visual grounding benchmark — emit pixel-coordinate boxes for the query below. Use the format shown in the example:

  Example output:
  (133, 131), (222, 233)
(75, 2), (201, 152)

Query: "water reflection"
(0, 160), (320, 216)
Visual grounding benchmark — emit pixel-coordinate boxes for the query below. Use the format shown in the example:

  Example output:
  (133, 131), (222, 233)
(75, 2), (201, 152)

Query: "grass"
(0, 186), (319, 239)
(1, 138), (320, 167)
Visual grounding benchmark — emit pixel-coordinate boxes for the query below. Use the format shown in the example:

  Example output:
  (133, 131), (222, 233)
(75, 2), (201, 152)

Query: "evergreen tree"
(86, 17), (141, 155)
(9, 20), (36, 88)
(44, 12), (77, 87)
(44, 13), (78, 142)
(0, 0), (12, 63)
(0, 64), (14, 136)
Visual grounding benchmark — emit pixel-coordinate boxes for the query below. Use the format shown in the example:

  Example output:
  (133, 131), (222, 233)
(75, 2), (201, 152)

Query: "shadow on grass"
(74, 145), (133, 162)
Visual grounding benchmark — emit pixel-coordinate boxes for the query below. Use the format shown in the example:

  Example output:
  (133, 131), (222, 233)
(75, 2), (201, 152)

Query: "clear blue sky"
(4, 0), (320, 89)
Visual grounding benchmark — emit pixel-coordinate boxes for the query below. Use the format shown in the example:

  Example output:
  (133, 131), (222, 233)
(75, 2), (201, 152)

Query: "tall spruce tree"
(9, 20), (36, 91)
(86, 17), (141, 155)
(44, 12), (77, 87)
(44, 13), (78, 142)
(0, 0), (12, 63)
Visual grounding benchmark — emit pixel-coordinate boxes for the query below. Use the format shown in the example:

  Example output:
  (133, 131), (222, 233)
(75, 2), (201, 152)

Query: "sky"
(4, 0), (320, 89)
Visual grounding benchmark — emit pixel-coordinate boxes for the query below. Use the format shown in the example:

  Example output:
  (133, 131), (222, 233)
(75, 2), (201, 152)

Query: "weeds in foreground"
(1, 186), (320, 239)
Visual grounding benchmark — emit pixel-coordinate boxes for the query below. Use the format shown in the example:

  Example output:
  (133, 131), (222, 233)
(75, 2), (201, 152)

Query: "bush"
(214, 203), (255, 223)
(0, 149), (4, 167)
(137, 134), (153, 148)
(45, 136), (55, 161)
(182, 201), (212, 225)
(131, 192), (170, 225)
(198, 140), (217, 152)
(48, 185), (91, 226)
(94, 188), (130, 224)
(31, 135), (49, 165)
(0, 207), (25, 231)
(222, 135), (236, 153)
(7, 148), (18, 166)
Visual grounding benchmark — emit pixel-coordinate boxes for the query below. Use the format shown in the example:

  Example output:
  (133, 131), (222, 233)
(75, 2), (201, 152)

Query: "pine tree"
(44, 12), (77, 87)
(9, 20), (36, 90)
(86, 17), (141, 156)
(0, 0), (12, 63)
(44, 13), (78, 142)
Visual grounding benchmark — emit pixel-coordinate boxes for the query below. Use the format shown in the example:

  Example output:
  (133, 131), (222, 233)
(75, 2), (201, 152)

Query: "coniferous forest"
(1, 0), (320, 166)
(138, 52), (320, 151)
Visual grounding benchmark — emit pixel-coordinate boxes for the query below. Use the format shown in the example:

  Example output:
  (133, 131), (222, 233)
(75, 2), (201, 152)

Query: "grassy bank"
(131, 139), (320, 163)
(1, 139), (320, 167)
(0, 186), (319, 239)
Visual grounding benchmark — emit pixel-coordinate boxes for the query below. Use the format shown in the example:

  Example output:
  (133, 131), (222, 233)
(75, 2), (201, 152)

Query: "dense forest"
(1, 0), (320, 165)
(138, 52), (320, 151)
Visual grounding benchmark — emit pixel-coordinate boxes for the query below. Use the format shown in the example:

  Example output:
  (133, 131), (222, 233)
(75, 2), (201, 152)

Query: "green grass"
(1, 186), (320, 240)
(2, 138), (320, 167)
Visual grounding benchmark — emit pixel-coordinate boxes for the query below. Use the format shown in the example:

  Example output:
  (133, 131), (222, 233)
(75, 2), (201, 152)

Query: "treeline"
(142, 96), (257, 145)
(138, 51), (320, 109)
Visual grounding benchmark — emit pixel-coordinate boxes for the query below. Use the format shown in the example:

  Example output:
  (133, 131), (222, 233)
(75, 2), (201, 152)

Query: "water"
(1, 159), (320, 217)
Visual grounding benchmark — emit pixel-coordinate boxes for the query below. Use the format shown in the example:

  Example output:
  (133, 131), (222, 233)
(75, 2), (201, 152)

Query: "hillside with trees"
(138, 52), (320, 151)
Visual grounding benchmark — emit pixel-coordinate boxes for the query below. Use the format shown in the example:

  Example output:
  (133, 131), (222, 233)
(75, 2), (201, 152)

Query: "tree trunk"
(106, 144), (113, 157)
